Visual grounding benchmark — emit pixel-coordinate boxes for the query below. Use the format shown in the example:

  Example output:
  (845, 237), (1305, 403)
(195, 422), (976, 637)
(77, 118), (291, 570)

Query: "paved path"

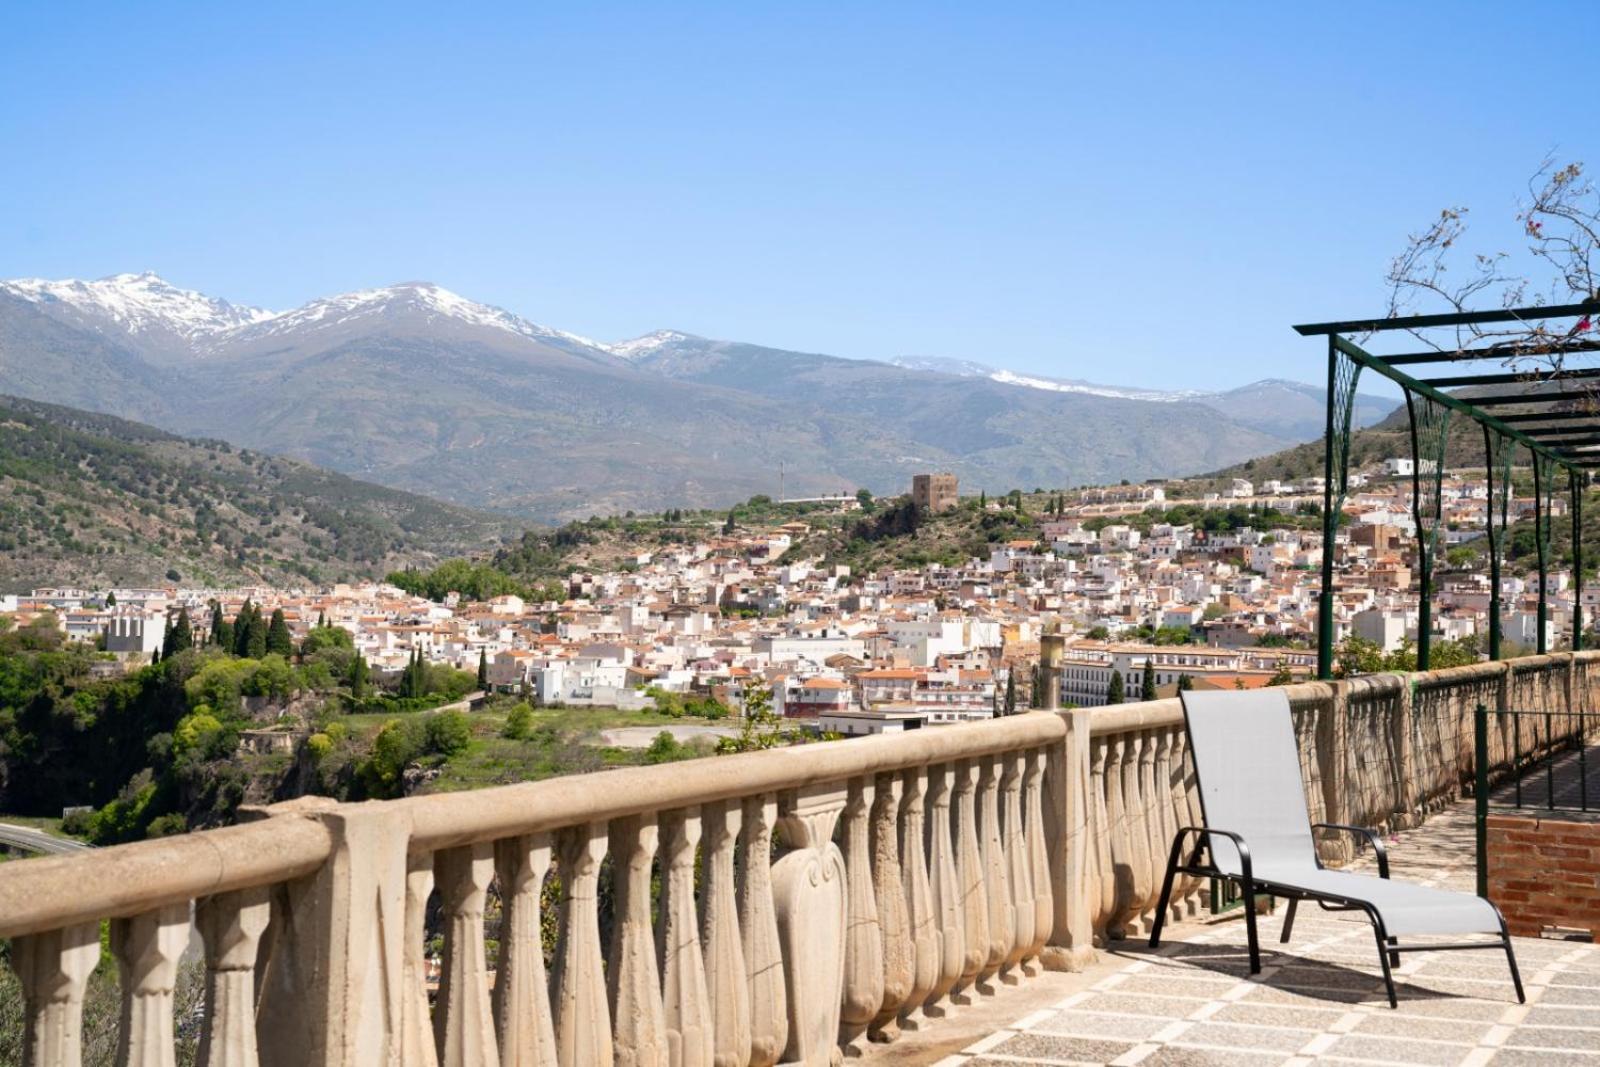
(880, 803), (1599, 1067)
(0, 821), (88, 855)
(1491, 739), (1600, 813)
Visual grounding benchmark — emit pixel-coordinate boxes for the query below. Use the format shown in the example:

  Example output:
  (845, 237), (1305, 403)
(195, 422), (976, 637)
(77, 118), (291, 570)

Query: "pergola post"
(1573, 468), (1585, 653)
(1535, 457), (1550, 655)
(1318, 337), (1338, 680)
(1482, 426), (1513, 663)
(1404, 389), (1450, 672)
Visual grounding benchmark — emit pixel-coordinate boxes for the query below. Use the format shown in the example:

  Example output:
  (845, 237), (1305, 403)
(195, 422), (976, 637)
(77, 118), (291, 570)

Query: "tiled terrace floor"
(895, 804), (1599, 1066)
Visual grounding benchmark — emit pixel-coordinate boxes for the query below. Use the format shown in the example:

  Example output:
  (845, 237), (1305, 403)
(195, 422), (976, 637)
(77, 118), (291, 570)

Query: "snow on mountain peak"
(605, 329), (701, 359)
(220, 280), (603, 352)
(0, 271), (276, 342)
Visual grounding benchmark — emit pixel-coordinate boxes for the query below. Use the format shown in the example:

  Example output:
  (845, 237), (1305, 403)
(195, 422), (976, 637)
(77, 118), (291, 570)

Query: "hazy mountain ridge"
(0, 272), (1358, 519)
(0, 393), (518, 592)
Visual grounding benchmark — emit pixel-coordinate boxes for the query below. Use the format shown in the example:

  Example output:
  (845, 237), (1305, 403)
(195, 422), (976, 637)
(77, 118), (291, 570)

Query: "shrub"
(502, 702), (534, 740)
(425, 710), (472, 757)
(306, 732), (334, 762)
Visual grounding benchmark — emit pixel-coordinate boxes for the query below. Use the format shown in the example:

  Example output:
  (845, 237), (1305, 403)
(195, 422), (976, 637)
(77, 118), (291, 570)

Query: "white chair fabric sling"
(1148, 688), (1524, 1008)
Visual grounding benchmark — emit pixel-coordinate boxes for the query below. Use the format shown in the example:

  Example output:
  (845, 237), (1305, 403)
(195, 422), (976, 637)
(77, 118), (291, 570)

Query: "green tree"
(232, 600), (255, 657)
(716, 686), (786, 753)
(1004, 671), (1017, 715)
(1141, 658), (1157, 701)
(266, 608), (293, 658)
(476, 648), (489, 690)
(723, 509), (737, 535)
(502, 702), (534, 740)
(1176, 673), (1195, 692)
(1107, 669), (1125, 704)
(208, 600), (225, 646)
(425, 710), (472, 757)
(348, 653), (369, 699)
(105, 591), (116, 608)
(163, 608), (193, 659)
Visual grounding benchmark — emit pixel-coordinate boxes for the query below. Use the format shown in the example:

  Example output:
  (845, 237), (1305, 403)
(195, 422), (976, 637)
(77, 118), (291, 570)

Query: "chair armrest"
(1312, 822), (1389, 878)
(1175, 826), (1254, 883)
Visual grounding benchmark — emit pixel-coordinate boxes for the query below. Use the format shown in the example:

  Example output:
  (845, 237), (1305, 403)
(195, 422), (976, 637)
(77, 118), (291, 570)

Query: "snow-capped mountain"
(605, 329), (702, 360)
(889, 355), (1210, 403)
(0, 268), (1387, 520)
(206, 280), (608, 358)
(0, 272), (613, 363)
(0, 271), (275, 362)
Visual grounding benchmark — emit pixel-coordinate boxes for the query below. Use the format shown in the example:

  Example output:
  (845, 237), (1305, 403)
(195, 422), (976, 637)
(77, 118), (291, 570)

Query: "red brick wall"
(1487, 812), (1600, 942)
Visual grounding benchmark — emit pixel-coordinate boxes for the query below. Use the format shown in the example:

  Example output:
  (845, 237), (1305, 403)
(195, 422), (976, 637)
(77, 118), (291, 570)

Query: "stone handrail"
(3, 652), (1596, 1065)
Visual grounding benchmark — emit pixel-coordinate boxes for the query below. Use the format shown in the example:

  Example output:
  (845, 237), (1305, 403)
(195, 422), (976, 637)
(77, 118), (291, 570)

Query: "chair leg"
(1279, 898), (1297, 944)
(1386, 936), (1399, 969)
(1365, 909), (1398, 1008)
(1503, 931), (1526, 1004)
(1148, 834), (1184, 949)
(1239, 877), (1261, 974)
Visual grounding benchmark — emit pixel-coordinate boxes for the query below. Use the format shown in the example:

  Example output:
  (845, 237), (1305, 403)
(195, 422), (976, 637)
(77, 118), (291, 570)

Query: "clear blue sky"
(3, 2), (1595, 391)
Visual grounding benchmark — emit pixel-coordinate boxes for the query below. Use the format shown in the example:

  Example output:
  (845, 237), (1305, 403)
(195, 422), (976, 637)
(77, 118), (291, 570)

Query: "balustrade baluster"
(949, 760), (988, 1005)
(1104, 734), (1135, 938)
(737, 795), (786, 1067)
(1001, 752), (1033, 979)
(1151, 730), (1180, 924)
(899, 768), (939, 1026)
(771, 785), (847, 1067)
(195, 887), (271, 1067)
(551, 823), (612, 1065)
(658, 810), (713, 1067)
(495, 834), (558, 1067)
(867, 772), (910, 1042)
(700, 801), (751, 1067)
(923, 764), (964, 1013)
(1167, 732), (1199, 917)
(1023, 748), (1053, 969)
(434, 844), (499, 1067)
(838, 778), (882, 1050)
(1134, 730), (1162, 933)
(401, 851), (440, 1067)
(1089, 738), (1114, 941)
(9, 921), (99, 1067)
(977, 754), (1013, 984)
(111, 902), (190, 1067)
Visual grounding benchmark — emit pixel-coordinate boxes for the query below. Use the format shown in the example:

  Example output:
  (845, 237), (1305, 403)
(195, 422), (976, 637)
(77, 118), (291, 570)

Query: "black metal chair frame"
(1148, 824), (1525, 1008)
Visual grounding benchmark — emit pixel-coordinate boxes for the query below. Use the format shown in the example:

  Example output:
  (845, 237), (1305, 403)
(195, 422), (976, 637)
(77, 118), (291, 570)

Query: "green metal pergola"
(1294, 301), (1600, 680)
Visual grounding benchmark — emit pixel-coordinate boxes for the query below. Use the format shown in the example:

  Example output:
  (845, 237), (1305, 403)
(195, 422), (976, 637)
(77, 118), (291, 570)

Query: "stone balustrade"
(3, 651), (1596, 1066)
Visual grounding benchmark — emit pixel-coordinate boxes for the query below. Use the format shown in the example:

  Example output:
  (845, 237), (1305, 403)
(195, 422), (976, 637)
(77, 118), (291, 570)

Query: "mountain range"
(0, 272), (1392, 520)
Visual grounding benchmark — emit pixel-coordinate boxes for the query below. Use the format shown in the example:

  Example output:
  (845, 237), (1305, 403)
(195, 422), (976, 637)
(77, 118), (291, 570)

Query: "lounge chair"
(1148, 688), (1523, 1008)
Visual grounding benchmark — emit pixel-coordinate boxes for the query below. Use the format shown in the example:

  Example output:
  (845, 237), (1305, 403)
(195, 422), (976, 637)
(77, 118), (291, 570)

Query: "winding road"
(0, 821), (89, 855)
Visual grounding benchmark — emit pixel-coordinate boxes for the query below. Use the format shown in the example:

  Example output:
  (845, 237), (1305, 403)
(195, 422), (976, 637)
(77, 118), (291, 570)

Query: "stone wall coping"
(0, 812), (330, 939)
(401, 710), (1066, 851)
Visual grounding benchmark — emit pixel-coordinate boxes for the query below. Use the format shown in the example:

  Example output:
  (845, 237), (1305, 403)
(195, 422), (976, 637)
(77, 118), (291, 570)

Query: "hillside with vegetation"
(0, 394), (521, 591)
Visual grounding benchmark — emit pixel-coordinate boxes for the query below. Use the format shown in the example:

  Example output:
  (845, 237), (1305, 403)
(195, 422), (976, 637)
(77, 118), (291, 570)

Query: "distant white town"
(3, 459), (1577, 734)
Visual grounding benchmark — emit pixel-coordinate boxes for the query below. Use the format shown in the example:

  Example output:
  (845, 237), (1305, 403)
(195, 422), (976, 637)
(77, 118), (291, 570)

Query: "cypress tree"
(1004, 671), (1017, 715)
(266, 608), (293, 658)
(1141, 658), (1157, 702)
(106, 591), (116, 608)
(233, 600), (255, 657)
(348, 653), (368, 699)
(1107, 668), (1125, 704)
(979, 490), (987, 508)
(164, 608), (193, 659)
(208, 600), (224, 646)
(477, 648), (489, 690)
(723, 509), (736, 535)
(1177, 673), (1194, 692)
(246, 606), (268, 659)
